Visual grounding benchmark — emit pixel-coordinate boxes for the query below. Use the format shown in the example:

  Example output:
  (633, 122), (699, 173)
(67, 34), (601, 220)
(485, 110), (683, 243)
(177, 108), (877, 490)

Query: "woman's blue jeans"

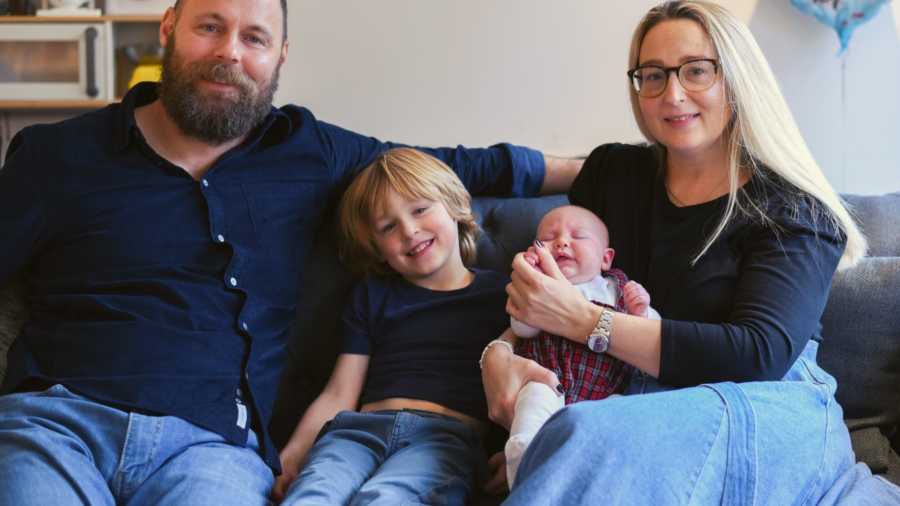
(505, 340), (899, 505)
(0, 384), (274, 506)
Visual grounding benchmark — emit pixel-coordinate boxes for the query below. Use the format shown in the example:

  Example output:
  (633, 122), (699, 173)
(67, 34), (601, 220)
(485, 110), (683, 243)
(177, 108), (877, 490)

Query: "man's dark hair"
(172, 0), (288, 42)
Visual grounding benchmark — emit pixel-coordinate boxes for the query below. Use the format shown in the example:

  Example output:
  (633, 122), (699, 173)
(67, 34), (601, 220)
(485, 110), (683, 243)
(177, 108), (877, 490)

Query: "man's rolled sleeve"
(314, 117), (545, 197)
(502, 143), (545, 197)
(422, 142), (545, 197)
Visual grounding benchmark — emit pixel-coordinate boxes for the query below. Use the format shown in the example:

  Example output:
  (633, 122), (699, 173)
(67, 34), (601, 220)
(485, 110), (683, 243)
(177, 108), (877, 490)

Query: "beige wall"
(3, 1), (898, 195)
(276, 0), (900, 195)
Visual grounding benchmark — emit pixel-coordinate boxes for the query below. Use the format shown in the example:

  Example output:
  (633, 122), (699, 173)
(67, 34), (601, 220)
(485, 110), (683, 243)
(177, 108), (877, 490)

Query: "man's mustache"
(192, 61), (256, 94)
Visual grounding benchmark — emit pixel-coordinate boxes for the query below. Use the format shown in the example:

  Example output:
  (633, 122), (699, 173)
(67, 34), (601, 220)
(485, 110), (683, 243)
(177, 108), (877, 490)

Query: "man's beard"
(158, 36), (280, 145)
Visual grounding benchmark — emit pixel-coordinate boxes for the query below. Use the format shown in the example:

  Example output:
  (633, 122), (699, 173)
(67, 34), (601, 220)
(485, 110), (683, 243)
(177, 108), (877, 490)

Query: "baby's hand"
(523, 240), (548, 273)
(623, 281), (650, 318)
(523, 249), (540, 269)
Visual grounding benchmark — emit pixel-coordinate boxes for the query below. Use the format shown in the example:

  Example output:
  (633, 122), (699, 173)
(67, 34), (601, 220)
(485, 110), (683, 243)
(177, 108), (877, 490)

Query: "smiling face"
(536, 206), (614, 285)
(370, 188), (469, 291)
(636, 19), (731, 162)
(157, 0), (288, 144)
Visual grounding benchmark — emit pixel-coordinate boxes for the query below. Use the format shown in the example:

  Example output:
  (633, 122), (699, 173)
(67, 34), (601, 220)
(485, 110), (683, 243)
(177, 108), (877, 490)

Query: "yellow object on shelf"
(127, 58), (162, 90)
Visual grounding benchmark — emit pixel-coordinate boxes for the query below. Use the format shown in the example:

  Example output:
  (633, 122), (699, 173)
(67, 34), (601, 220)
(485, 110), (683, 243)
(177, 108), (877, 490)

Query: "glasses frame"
(627, 58), (720, 98)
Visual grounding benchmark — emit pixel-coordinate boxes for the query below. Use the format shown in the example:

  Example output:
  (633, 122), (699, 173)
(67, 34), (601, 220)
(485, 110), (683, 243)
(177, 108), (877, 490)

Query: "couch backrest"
(843, 192), (900, 257)
(819, 193), (900, 431)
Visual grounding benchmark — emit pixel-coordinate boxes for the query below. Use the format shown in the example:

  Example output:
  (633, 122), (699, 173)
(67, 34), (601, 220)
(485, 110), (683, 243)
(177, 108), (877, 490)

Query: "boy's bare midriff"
(360, 398), (486, 434)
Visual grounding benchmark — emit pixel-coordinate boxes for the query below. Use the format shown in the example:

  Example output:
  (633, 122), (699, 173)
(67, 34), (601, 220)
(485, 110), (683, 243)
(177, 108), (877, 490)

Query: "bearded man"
(0, 1), (579, 504)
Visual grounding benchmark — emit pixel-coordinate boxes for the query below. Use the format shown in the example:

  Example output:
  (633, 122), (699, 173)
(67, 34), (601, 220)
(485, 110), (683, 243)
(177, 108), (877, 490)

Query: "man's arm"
(540, 155), (583, 195)
(316, 119), (562, 197)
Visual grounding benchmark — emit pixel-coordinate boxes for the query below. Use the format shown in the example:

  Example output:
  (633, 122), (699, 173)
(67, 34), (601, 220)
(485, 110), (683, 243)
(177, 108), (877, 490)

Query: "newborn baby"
(506, 205), (660, 486)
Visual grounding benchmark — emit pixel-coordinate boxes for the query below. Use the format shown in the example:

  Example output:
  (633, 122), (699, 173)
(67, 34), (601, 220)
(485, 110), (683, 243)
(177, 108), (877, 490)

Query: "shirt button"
(201, 179), (209, 187)
(229, 277), (238, 287)
(217, 234), (225, 243)
(241, 321), (249, 331)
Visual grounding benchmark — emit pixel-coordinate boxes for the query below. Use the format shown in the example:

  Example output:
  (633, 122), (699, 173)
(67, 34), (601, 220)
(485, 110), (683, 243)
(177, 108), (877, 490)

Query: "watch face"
(588, 333), (608, 353)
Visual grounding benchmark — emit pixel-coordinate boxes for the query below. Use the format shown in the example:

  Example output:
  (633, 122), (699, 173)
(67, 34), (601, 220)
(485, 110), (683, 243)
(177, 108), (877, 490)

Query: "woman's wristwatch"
(587, 306), (614, 353)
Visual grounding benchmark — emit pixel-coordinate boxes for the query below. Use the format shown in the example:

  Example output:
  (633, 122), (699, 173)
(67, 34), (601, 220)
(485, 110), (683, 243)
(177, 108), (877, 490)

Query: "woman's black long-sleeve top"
(569, 143), (846, 386)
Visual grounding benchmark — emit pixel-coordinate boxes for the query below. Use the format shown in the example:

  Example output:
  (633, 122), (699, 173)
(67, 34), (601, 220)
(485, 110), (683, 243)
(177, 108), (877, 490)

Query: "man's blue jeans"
(0, 384), (274, 506)
(283, 409), (485, 505)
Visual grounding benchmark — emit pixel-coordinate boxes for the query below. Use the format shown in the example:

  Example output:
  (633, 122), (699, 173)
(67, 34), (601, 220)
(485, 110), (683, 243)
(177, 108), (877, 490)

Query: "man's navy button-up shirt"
(0, 83), (546, 469)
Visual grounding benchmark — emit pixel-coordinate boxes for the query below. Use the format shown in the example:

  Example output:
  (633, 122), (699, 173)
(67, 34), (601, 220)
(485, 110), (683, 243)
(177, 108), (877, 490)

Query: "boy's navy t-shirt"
(341, 269), (509, 422)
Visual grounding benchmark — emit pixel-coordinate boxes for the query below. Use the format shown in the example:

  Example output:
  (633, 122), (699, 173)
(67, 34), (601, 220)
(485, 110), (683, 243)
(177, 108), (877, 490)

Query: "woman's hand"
(507, 244), (599, 342)
(482, 329), (560, 429)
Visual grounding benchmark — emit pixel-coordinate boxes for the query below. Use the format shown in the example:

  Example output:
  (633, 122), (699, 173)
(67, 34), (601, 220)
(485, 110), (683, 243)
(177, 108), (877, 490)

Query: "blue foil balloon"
(790, 0), (890, 52)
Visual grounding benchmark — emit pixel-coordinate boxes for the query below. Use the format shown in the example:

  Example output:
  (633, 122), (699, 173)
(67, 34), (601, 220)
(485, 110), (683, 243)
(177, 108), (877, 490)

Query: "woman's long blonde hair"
(338, 147), (480, 275)
(628, 0), (866, 269)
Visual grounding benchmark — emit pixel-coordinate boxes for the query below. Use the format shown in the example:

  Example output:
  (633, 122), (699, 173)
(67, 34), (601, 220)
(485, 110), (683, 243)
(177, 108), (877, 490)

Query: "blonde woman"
(482, 1), (899, 503)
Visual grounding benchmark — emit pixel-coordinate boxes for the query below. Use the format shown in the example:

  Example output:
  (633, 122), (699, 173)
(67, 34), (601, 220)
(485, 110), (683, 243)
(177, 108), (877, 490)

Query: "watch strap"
(587, 306), (613, 353)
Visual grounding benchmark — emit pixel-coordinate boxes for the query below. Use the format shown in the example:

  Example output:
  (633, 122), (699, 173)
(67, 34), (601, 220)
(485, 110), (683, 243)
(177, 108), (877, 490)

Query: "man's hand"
(483, 451), (509, 495)
(623, 280), (650, 318)
(482, 330), (560, 429)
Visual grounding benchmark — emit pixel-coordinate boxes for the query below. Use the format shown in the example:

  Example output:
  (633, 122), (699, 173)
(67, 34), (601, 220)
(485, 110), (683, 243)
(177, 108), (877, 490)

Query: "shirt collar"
(575, 274), (618, 306)
(112, 82), (293, 153)
(112, 82), (158, 153)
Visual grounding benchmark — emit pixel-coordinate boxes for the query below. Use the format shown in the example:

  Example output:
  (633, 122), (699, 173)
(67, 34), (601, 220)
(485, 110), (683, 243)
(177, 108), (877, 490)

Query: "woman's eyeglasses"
(627, 59), (719, 98)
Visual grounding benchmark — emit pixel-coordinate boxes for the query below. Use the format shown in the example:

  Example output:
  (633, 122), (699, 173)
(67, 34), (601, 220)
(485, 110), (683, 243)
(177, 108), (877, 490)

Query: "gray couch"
(1, 191), (899, 498)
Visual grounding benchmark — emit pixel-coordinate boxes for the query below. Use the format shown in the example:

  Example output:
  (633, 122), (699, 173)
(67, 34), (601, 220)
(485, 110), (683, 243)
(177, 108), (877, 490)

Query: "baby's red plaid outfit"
(515, 268), (635, 404)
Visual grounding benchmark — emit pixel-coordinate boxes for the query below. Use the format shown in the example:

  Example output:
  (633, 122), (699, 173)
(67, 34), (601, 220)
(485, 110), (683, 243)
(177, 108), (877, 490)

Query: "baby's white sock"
(505, 381), (564, 486)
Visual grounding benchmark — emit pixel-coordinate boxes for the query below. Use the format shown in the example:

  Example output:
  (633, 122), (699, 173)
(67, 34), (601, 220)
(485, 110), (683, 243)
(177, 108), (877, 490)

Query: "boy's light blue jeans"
(0, 384), (274, 506)
(506, 340), (900, 505)
(282, 409), (485, 506)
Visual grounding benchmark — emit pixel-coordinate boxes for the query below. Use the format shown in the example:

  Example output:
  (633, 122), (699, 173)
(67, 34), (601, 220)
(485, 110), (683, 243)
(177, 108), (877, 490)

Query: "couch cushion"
(843, 192), (900, 257)
(472, 195), (568, 273)
(819, 257), (900, 426)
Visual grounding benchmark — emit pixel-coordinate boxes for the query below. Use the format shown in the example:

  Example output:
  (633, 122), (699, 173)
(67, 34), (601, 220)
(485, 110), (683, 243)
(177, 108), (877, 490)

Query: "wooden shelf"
(103, 15), (161, 23)
(0, 15), (160, 23)
(0, 99), (111, 110)
(0, 13), (161, 110)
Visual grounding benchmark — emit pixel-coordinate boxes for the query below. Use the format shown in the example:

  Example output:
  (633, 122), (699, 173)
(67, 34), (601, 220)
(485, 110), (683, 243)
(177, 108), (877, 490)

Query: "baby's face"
(536, 207), (614, 284)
